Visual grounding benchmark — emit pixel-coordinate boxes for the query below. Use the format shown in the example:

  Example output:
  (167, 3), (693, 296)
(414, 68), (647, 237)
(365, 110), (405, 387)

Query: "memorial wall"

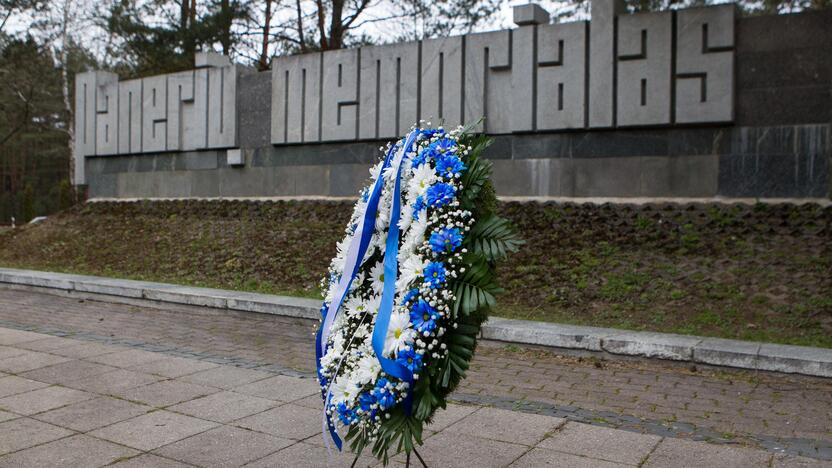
(76, 1), (832, 200)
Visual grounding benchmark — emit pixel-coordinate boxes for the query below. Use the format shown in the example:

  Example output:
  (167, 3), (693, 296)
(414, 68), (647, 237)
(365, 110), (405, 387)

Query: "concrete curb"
(1, 268), (830, 378)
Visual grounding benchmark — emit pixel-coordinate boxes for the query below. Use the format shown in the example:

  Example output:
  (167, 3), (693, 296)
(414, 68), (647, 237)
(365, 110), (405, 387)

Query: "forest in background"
(1, 0), (829, 224)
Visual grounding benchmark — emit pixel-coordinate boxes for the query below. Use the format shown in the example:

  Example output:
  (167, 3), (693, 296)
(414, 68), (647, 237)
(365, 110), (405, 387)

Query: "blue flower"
(429, 227), (463, 254)
(423, 262), (446, 288)
(426, 183), (456, 207)
(372, 378), (396, 410)
(396, 348), (423, 373)
(412, 196), (426, 219)
(336, 402), (356, 425)
(435, 154), (466, 178)
(358, 392), (375, 412)
(400, 288), (420, 306)
(410, 299), (437, 333)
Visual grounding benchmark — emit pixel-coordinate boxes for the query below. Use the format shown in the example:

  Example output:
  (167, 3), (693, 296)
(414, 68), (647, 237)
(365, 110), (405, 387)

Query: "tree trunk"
(328, 0), (344, 49)
(59, 0), (76, 186)
(220, 0), (231, 55)
(258, 0), (272, 71)
(295, 0), (306, 52)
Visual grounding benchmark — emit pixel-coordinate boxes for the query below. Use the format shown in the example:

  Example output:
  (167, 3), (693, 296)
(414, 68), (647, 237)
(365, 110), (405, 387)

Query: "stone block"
(118, 379), (218, 407)
(676, 5), (735, 123)
(588, 0), (625, 128)
(539, 422), (661, 465)
(167, 70), (209, 151)
(233, 375), (319, 402)
(537, 21), (587, 130)
(95, 73), (120, 155)
(195, 51), (231, 68)
(141, 75), (168, 152)
(321, 48), (359, 141)
(0, 418), (73, 456)
(234, 404), (321, 440)
(602, 331), (702, 361)
(0, 435), (139, 467)
(237, 70), (272, 147)
(757, 343), (832, 377)
(393, 431), (528, 467)
(483, 317), (613, 351)
(89, 410), (218, 451)
(513, 3), (550, 26)
(447, 406), (564, 446)
(130, 356), (218, 379)
(178, 366), (272, 389)
(511, 25), (535, 132)
(693, 338), (760, 369)
(0, 269), (74, 290)
(168, 390), (277, 423)
(154, 425), (292, 467)
(0, 386), (93, 415)
(271, 52), (321, 144)
(644, 437), (771, 467)
(116, 79), (142, 155)
(572, 156), (642, 197)
(142, 285), (230, 309)
(226, 148), (244, 166)
(73, 277), (145, 298)
(358, 42), (419, 139)
(207, 65), (237, 148)
(226, 292), (319, 319)
(420, 36), (464, 128)
(33, 396), (151, 432)
(617, 11), (673, 126)
(512, 448), (629, 468)
(0, 376), (49, 398)
(465, 30), (512, 133)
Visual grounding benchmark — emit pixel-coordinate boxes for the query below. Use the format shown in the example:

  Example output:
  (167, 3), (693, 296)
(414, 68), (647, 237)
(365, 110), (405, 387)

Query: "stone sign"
(73, 52), (238, 184)
(270, 0), (735, 144)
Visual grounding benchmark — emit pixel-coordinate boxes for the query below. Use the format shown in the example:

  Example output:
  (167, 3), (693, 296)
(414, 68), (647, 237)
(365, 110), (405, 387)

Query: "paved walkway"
(0, 288), (830, 466)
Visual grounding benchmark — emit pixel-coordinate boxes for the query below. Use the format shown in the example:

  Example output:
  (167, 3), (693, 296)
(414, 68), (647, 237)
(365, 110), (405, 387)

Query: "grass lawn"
(2, 199), (830, 348)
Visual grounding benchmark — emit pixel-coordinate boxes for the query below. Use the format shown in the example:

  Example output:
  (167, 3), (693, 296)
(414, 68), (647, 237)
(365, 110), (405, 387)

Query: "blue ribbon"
(371, 130), (420, 405)
(315, 129), (418, 449)
(315, 140), (399, 450)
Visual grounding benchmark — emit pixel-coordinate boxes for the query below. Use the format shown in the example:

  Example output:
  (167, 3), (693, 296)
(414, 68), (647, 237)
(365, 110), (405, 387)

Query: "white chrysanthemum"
(398, 203), (414, 232)
(353, 353), (381, 385)
(369, 262), (385, 295)
(407, 164), (436, 200)
(384, 310), (415, 357)
(398, 254), (427, 290)
(330, 376), (360, 405)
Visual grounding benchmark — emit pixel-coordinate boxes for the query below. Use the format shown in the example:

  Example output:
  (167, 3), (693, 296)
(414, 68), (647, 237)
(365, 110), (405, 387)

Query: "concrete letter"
(321, 48), (359, 141)
(420, 36), (463, 129)
(465, 30), (512, 133)
(588, 0), (624, 128)
(271, 53), (322, 144)
(358, 42), (419, 139)
(537, 22), (587, 130)
(117, 79), (142, 154)
(141, 75), (168, 152)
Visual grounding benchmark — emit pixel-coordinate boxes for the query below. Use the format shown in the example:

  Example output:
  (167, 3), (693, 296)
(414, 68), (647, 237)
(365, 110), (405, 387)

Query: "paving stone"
(168, 390), (277, 423)
(395, 431), (528, 468)
(50, 341), (124, 359)
(244, 442), (378, 468)
(154, 425), (292, 467)
(0, 434), (139, 467)
(0, 350), (72, 373)
(0, 410), (17, 423)
(233, 375), (319, 402)
(445, 406), (564, 446)
(179, 366), (272, 389)
(87, 349), (167, 368)
(234, 404), (321, 440)
(510, 447), (631, 467)
(119, 379), (218, 407)
(129, 356), (219, 378)
(0, 375), (49, 398)
(772, 454), (832, 467)
(0, 346), (26, 360)
(20, 359), (118, 385)
(89, 410), (218, 451)
(34, 396), (151, 432)
(0, 328), (46, 346)
(63, 369), (164, 395)
(15, 336), (77, 352)
(425, 403), (480, 432)
(0, 417), (73, 455)
(643, 438), (772, 467)
(108, 454), (194, 468)
(538, 422), (662, 465)
(0, 385), (94, 415)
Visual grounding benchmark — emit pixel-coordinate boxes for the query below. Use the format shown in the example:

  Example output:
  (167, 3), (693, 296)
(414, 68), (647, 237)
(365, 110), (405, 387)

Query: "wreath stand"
(350, 448), (428, 467)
